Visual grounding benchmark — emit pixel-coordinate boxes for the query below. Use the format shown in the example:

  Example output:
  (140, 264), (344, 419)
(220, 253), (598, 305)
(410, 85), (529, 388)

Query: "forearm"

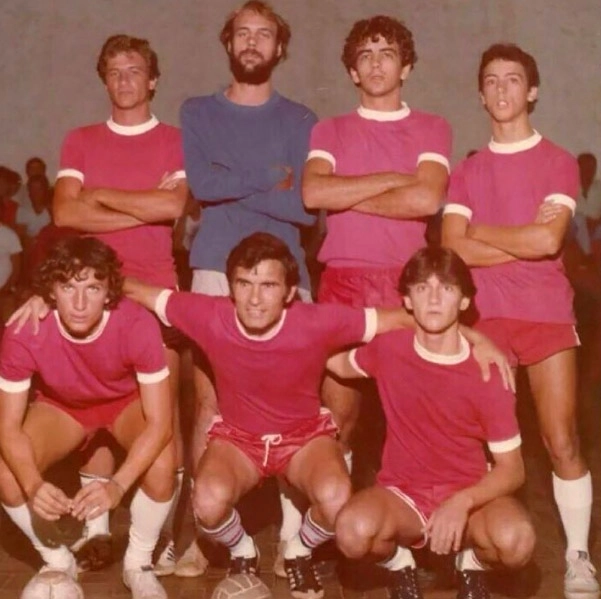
(0, 431), (44, 498)
(112, 423), (172, 492)
(469, 222), (562, 259)
(302, 170), (405, 211)
(93, 187), (186, 222)
(443, 234), (515, 267)
(376, 307), (414, 334)
(122, 277), (164, 312)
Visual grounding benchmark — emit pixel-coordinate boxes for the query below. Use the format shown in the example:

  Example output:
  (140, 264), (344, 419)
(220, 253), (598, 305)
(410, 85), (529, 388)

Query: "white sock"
(79, 472), (110, 538)
(343, 450), (353, 474)
(3, 503), (74, 570)
(456, 548), (486, 571)
(378, 546), (416, 571)
(278, 482), (303, 542)
(553, 471), (592, 555)
(198, 510), (255, 559)
(124, 488), (174, 571)
(230, 532), (256, 559)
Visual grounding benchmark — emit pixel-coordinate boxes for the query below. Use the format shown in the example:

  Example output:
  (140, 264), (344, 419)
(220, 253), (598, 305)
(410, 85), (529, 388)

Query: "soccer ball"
(211, 574), (272, 599)
(20, 569), (84, 599)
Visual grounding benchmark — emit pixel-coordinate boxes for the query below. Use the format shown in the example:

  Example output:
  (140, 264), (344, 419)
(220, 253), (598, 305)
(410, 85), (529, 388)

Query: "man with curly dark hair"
(303, 15), (452, 485)
(0, 236), (175, 599)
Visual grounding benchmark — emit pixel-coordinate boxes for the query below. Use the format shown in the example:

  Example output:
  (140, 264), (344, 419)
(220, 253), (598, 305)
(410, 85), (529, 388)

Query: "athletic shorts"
(318, 266), (403, 308)
(476, 318), (580, 367)
(192, 269), (312, 302)
(33, 389), (139, 433)
(207, 409), (338, 477)
(384, 482), (460, 549)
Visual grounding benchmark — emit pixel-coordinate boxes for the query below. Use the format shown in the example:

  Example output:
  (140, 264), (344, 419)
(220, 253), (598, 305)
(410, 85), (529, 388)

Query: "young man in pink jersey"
(302, 15), (451, 478)
(0, 237), (175, 599)
(442, 43), (599, 599)
(51, 34), (191, 577)
(328, 247), (535, 599)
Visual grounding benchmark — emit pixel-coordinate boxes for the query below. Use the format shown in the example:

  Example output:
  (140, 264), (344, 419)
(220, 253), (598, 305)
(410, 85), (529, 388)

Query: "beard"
(228, 49), (280, 85)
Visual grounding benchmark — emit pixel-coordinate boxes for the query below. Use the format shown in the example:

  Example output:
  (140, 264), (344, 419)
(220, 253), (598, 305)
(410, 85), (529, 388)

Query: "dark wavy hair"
(226, 232), (299, 288)
(342, 15), (417, 74)
(478, 43), (540, 91)
(33, 236), (124, 309)
(399, 247), (476, 299)
(220, 1), (291, 61)
(97, 34), (160, 99)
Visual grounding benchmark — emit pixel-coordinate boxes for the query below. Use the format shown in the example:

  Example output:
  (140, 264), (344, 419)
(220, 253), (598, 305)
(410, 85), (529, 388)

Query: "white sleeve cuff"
(417, 152), (450, 173)
(56, 168), (84, 183)
(544, 193), (576, 216)
(363, 308), (378, 342)
(488, 433), (522, 454)
(307, 149), (336, 169)
(137, 366), (170, 384)
(348, 348), (370, 378)
(154, 289), (175, 326)
(443, 203), (473, 220)
(0, 376), (31, 393)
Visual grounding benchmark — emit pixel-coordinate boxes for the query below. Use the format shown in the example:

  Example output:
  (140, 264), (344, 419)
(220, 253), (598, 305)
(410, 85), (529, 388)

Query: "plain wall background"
(1, 0), (600, 179)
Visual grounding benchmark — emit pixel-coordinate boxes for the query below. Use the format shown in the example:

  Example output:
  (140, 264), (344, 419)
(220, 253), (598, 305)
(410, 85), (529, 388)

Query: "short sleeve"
(57, 129), (85, 182)
(307, 119), (338, 169)
(417, 116), (452, 172)
(125, 308), (168, 383)
(0, 328), (36, 392)
(444, 161), (473, 220)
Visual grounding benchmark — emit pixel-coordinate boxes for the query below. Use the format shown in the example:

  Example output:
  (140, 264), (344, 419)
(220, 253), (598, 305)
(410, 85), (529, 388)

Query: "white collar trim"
(53, 310), (110, 344)
(235, 309), (287, 341)
(413, 333), (470, 365)
(357, 102), (411, 122)
(489, 130), (542, 154)
(106, 115), (159, 136)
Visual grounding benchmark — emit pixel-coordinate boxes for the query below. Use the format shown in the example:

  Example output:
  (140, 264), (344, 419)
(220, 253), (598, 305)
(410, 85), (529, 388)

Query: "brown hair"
(478, 43), (540, 91)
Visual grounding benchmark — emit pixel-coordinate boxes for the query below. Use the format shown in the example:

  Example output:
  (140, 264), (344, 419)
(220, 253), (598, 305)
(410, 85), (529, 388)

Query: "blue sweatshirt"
(180, 91), (318, 289)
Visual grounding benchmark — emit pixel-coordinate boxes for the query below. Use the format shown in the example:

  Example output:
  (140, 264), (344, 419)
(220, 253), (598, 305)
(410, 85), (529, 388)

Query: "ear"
(285, 286), (297, 304)
(403, 295), (413, 311)
(149, 78), (157, 91)
(459, 297), (471, 311)
(527, 86), (538, 103)
(276, 42), (283, 59)
(479, 91), (486, 106)
(349, 66), (361, 85)
(400, 63), (412, 81)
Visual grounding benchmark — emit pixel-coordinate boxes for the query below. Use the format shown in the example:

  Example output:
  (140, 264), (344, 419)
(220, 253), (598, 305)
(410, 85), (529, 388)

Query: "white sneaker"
(273, 540), (287, 578)
(21, 563), (83, 599)
(565, 550), (600, 599)
(123, 566), (167, 599)
(174, 540), (209, 577)
(153, 540), (176, 577)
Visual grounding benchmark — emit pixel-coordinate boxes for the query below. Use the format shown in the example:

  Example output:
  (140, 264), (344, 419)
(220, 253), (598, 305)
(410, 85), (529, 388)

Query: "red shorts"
(476, 318), (580, 367)
(318, 266), (403, 308)
(207, 409), (339, 477)
(385, 483), (460, 549)
(34, 389), (139, 432)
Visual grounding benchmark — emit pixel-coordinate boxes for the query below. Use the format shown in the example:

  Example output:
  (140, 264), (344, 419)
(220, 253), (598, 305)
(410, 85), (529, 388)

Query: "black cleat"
(284, 555), (324, 599)
(73, 534), (114, 573)
(387, 566), (424, 599)
(456, 569), (490, 599)
(228, 553), (259, 576)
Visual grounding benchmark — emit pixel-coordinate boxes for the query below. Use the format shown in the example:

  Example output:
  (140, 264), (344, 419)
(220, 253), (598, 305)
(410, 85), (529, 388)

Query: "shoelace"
(389, 567), (421, 599)
(286, 558), (321, 591)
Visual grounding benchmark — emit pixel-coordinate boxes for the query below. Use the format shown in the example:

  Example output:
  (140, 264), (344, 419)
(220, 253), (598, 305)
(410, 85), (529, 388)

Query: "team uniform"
(351, 329), (521, 544)
(154, 290), (377, 466)
(444, 132), (579, 364)
(57, 116), (186, 348)
(0, 298), (168, 431)
(309, 104), (452, 307)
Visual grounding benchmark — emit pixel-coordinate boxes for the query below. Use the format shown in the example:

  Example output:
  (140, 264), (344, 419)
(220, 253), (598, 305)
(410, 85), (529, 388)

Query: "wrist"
(108, 477), (127, 498)
(24, 477), (45, 499)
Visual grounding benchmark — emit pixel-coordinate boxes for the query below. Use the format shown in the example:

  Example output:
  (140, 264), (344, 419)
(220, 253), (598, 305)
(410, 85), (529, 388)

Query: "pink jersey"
(160, 292), (375, 435)
(57, 118), (185, 287)
(309, 105), (451, 268)
(0, 299), (168, 408)
(353, 330), (520, 493)
(444, 133), (578, 323)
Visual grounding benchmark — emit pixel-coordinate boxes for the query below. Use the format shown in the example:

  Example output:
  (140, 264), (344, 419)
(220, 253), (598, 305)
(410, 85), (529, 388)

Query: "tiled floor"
(1, 378), (600, 598)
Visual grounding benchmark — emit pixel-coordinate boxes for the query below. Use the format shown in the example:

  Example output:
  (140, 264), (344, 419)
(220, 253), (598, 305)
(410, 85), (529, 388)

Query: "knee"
(335, 505), (374, 560)
(541, 429), (580, 466)
(191, 473), (234, 528)
(312, 474), (351, 523)
(140, 451), (177, 501)
(492, 520), (536, 569)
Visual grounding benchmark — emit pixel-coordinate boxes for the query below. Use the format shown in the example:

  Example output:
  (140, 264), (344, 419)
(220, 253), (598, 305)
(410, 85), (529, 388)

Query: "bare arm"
(468, 204), (572, 259)
(53, 177), (144, 232)
(351, 161), (448, 219)
(425, 447), (524, 554)
(442, 213), (516, 267)
(122, 277), (164, 312)
(302, 156), (405, 211)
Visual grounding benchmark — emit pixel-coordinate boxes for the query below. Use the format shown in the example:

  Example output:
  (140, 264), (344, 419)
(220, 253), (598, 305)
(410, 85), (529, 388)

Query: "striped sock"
(199, 510), (255, 558)
(285, 509), (334, 559)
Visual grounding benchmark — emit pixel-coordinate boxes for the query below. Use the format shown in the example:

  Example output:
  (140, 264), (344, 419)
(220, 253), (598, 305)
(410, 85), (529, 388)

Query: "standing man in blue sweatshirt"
(179, 0), (317, 578)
